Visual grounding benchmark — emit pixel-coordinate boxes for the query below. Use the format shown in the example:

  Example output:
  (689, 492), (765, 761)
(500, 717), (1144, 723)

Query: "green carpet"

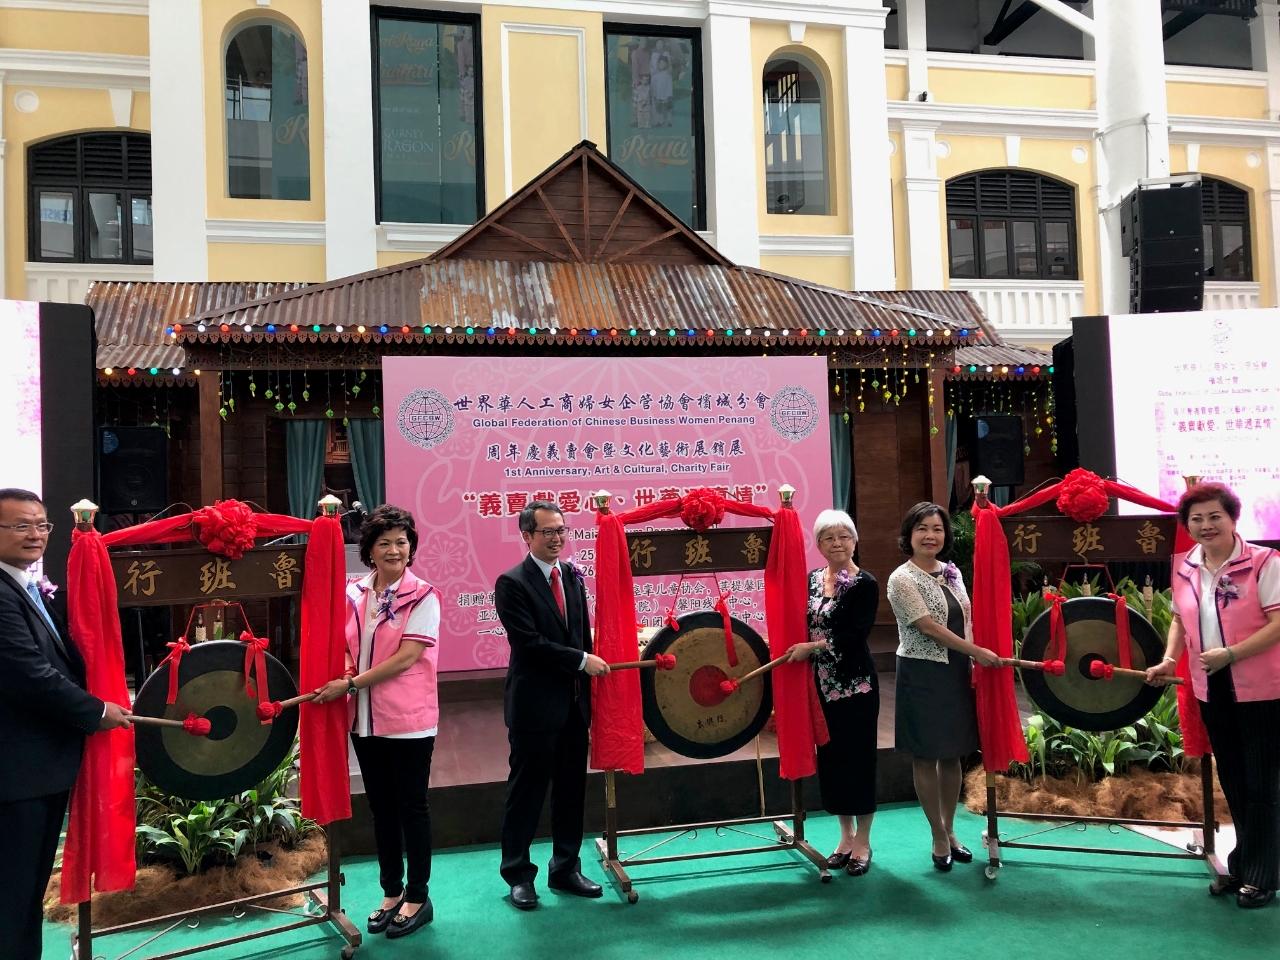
(46, 803), (1275, 960)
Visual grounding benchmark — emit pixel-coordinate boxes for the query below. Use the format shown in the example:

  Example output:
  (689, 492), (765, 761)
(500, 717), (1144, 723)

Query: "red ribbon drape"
(298, 515), (352, 824)
(160, 638), (190, 705)
(1107, 593), (1133, 669)
(970, 477), (1208, 769)
(59, 507), (350, 904)
(241, 630), (270, 704)
(61, 527), (136, 903)
(591, 494), (828, 780)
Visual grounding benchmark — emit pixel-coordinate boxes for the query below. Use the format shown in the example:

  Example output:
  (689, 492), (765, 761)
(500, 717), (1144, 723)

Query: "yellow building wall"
(207, 242), (325, 282)
(203, 0), (325, 221)
(885, 64), (908, 102)
(480, 7), (607, 211)
(927, 68), (1093, 111)
(936, 136), (1102, 313)
(1169, 143), (1274, 306)
(0, 10), (148, 56)
(1167, 83), (1266, 120)
(759, 255), (851, 290)
(752, 23), (851, 236)
(3, 86), (149, 297)
(377, 250), (430, 269)
(889, 133), (907, 288)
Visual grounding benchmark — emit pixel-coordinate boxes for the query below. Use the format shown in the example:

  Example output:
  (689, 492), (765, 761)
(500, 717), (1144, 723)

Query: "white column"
(150, 0), (208, 280)
(322, 0), (377, 279)
(901, 122), (944, 289)
(704, 13), (760, 266)
(1251, 1), (1280, 118)
(896, 0), (928, 101)
(1094, 0), (1170, 314)
(845, 20), (895, 289)
(1267, 144), (1280, 307)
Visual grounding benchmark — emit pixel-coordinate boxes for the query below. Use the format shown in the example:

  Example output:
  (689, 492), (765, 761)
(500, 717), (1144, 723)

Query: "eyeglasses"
(0, 522), (54, 535)
(535, 527), (569, 539)
(819, 533), (854, 545)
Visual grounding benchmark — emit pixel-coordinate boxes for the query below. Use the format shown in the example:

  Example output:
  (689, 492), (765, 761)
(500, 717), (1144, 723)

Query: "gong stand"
(70, 499), (361, 960)
(978, 505), (1224, 885)
(594, 489), (829, 904)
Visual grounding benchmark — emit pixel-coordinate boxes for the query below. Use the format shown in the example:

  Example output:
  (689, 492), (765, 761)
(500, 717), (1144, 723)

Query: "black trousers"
(0, 790), (69, 960)
(1201, 669), (1280, 891)
(499, 711), (588, 886)
(351, 735), (434, 903)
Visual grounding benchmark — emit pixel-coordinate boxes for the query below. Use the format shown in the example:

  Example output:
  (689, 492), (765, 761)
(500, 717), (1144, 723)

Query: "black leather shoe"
(1237, 886), (1275, 909)
(386, 898), (433, 939)
(548, 871), (603, 898)
(825, 851), (852, 870)
(1209, 876), (1241, 897)
(932, 853), (953, 872)
(950, 842), (973, 863)
(510, 882), (539, 910)
(367, 895), (404, 934)
(846, 850), (873, 877)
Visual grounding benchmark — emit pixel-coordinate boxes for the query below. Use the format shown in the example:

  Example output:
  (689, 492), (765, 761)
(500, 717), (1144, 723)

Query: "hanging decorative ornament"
(275, 401), (285, 412)
(287, 401), (297, 413)
(325, 407), (335, 418)
(352, 384), (361, 396)
(248, 375), (256, 397)
(264, 387), (274, 399)
(372, 405), (380, 417)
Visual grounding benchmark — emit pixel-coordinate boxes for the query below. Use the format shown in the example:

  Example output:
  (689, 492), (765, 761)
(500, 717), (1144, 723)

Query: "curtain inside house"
(348, 419), (386, 510)
(285, 419), (327, 519)
(829, 414), (852, 512)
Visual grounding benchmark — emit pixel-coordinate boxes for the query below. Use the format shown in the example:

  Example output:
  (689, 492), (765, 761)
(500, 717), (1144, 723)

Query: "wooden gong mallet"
(608, 654), (677, 671)
(1089, 660), (1184, 686)
(719, 651), (792, 694)
(999, 657), (1067, 675)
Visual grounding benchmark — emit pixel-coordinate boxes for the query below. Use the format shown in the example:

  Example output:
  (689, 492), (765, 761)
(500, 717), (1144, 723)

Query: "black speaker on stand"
(99, 426), (168, 513)
(971, 414), (1025, 487)
(1121, 176), (1204, 313)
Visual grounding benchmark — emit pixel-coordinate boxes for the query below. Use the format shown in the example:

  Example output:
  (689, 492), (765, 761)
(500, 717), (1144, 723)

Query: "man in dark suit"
(0, 488), (131, 959)
(496, 500), (609, 910)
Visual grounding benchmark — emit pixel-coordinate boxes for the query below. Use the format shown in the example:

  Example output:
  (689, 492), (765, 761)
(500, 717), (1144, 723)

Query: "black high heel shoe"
(368, 895), (405, 934)
(386, 897), (433, 939)
(846, 850), (873, 876)
(825, 851), (852, 870)
(949, 842), (973, 863)
(932, 853), (953, 872)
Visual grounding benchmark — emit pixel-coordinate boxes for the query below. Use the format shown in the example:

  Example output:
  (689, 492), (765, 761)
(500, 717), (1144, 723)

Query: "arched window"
(225, 21), (310, 200)
(762, 56), (829, 215)
(28, 132), (152, 263)
(946, 170), (1077, 280)
(1201, 177), (1251, 280)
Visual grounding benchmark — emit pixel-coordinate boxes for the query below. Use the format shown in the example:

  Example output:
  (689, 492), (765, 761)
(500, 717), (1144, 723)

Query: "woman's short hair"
(897, 501), (954, 556)
(359, 504), (418, 568)
(1177, 482), (1241, 527)
(813, 509), (858, 544)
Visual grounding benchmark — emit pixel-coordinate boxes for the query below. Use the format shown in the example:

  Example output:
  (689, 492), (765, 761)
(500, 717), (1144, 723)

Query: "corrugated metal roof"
(87, 280), (305, 370)
(178, 259), (996, 348)
(952, 343), (1053, 379)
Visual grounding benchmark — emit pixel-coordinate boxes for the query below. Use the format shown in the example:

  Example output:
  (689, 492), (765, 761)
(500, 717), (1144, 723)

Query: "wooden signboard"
(625, 527), (772, 576)
(112, 544), (306, 607)
(1005, 515), (1178, 562)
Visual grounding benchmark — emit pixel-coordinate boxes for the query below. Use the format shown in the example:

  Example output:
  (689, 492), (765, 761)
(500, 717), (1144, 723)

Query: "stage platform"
(343, 667), (920, 855)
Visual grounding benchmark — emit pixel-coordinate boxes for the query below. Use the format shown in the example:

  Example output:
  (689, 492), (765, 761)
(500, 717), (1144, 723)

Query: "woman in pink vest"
(313, 504), (441, 938)
(1146, 482), (1280, 909)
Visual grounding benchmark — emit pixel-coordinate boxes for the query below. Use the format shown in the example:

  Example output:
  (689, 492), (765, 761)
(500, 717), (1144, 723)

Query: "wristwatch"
(346, 678), (359, 697)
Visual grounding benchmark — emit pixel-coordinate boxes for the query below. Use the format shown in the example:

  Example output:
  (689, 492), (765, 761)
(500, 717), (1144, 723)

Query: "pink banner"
(383, 356), (833, 671)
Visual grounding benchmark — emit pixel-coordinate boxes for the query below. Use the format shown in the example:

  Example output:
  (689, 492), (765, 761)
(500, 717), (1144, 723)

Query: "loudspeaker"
(1121, 179), (1204, 313)
(971, 414), (1024, 487)
(99, 426), (168, 513)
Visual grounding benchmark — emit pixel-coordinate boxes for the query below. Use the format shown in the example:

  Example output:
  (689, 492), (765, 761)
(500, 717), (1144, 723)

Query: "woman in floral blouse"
(788, 509), (880, 876)
(886, 502), (1000, 873)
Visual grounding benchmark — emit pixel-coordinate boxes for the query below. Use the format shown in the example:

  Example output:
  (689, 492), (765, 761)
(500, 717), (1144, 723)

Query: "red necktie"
(550, 564), (567, 620)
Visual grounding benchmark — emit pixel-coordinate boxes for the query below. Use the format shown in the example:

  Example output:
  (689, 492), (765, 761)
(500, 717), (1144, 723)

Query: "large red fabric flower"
(680, 488), (726, 532)
(192, 499), (259, 559)
(1056, 468), (1109, 523)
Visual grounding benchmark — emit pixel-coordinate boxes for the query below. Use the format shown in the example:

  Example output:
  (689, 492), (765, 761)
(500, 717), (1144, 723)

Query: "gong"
(640, 611), (773, 759)
(133, 640), (299, 800)
(1019, 597), (1165, 732)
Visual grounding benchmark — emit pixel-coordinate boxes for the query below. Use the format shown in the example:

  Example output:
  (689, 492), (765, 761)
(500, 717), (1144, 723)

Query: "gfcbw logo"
(769, 385), (819, 441)
(397, 389), (455, 450)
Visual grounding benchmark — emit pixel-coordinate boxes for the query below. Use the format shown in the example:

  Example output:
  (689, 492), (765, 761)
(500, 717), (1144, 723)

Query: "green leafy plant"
(135, 744), (315, 875)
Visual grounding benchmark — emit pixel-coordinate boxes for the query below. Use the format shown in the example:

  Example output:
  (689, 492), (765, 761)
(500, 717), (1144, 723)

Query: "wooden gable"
(433, 140), (730, 267)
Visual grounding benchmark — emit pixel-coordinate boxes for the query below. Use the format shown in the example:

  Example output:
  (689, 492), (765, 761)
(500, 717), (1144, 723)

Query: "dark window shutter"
(29, 138), (79, 182)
